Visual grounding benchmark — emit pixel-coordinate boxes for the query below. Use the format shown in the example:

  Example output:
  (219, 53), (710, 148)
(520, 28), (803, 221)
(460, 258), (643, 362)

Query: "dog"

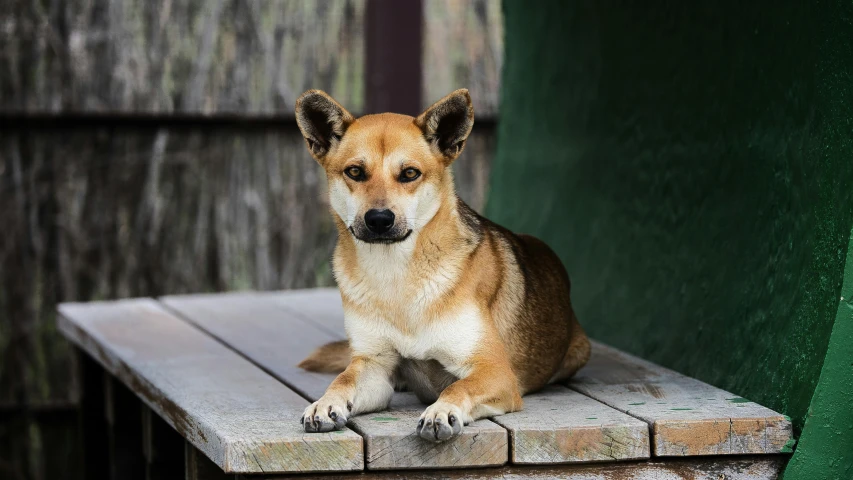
(294, 88), (590, 442)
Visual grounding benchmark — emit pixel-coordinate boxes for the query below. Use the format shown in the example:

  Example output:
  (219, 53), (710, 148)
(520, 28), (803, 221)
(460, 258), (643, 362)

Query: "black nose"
(364, 209), (395, 234)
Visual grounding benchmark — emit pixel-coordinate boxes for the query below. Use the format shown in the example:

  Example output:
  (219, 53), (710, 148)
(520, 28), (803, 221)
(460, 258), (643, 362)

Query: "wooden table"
(58, 289), (793, 479)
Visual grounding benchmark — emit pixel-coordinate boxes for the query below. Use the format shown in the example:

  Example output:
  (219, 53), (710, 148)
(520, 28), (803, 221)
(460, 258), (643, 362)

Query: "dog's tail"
(298, 340), (351, 373)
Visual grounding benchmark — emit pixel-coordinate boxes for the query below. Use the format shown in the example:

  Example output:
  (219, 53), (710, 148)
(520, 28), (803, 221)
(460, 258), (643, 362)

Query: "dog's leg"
(302, 354), (397, 432)
(416, 348), (522, 442)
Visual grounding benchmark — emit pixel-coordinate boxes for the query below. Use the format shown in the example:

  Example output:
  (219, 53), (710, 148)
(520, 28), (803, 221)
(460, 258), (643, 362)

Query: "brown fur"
(294, 89), (590, 441)
(297, 340), (351, 374)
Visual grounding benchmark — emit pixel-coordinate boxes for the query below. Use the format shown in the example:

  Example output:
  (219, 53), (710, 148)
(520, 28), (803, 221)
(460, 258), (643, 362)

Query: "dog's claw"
(417, 402), (465, 442)
(302, 398), (349, 433)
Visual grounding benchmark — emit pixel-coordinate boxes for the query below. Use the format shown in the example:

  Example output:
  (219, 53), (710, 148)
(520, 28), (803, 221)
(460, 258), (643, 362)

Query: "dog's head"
(295, 89), (474, 244)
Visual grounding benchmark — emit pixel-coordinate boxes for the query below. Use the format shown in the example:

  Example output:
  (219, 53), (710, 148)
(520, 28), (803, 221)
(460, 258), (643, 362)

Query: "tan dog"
(295, 89), (590, 442)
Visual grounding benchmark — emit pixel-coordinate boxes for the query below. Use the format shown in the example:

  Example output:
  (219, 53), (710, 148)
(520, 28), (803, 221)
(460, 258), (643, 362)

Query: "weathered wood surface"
(1, 0), (506, 117)
(57, 298), (364, 473)
(0, 0), (365, 115)
(249, 457), (787, 480)
(491, 385), (649, 464)
(162, 291), (509, 470)
(353, 393), (507, 470)
(569, 341), (794, 456)
(271, 289), (651, 465)
(423, 0), (503, 117)
(162, 291), (341, 401)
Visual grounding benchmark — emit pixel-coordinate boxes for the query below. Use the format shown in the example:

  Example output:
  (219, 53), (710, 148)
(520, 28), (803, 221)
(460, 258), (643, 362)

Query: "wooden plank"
(164, 290), (341, 401)
(1, 0), (366, 115)
(423, 0), (504, 117)
(490, 385), (649, 464)
(353, 393), (506, 470)
(569, 341), (794, 456)
(270, 289), (651, 464)
(244, 456), (787, 480)
(162, 292), (509, 470)
(57, 298), (363, 474)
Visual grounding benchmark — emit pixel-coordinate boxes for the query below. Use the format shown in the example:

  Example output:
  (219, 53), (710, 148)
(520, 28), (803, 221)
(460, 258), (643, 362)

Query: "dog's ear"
(295, 90), (355, 161)
(415, 89), (474, 163)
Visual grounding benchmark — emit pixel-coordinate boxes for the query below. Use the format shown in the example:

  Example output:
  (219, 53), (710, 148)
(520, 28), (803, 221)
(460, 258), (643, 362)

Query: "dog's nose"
(364, 209), (395, 234)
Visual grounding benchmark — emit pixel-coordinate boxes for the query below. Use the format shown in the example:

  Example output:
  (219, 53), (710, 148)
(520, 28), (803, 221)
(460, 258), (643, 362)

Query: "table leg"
(104, 373), (145, 480)
(142, 406), (185, 480)
(78, 348), (109, 480)
(185, 442), (234, 480)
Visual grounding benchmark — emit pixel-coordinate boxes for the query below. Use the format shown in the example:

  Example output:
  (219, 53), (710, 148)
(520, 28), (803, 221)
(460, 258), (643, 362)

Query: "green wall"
(784, 229), (853, 479)
(487, 0), (853, 448)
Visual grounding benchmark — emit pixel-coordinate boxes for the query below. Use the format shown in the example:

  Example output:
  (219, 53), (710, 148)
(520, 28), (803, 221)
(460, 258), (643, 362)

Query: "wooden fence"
(0, 1), (503, 479)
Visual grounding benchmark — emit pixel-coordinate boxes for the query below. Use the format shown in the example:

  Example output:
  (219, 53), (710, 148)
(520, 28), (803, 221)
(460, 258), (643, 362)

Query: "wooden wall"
(0, 0), (366, 114)
(0, 1), (502, 479)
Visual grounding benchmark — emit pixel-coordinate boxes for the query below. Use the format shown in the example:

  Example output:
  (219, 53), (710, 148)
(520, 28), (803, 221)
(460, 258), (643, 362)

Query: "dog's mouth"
(349, 227), (413, 244)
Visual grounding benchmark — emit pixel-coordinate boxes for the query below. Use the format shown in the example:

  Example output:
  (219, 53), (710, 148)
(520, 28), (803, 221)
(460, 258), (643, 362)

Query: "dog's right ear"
(295, 90), (355, 161)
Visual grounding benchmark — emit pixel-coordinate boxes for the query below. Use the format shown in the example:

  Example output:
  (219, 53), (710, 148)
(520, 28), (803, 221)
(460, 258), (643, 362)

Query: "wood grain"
(247, 457), (787, 480)
(57, 298), (364, 473)
(353, 393), (507, 470)
(423, 0), (504, 117)
(162, 291), (509, 470)
(569, 341), (794, 456)
(491, 385), (649, 464)
(270, 289), (652, 465)
(0, 0), (365, 115)
(162, 291), (342, 401)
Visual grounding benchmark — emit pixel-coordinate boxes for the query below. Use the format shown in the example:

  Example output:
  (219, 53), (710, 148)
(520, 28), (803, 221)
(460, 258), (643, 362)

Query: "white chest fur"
(336, 235), (465, 311)
(344, 303), (482, 378)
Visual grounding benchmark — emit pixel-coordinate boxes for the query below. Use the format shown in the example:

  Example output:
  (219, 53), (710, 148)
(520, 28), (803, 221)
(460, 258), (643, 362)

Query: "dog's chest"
(345, 304), (482, 377)
(337, 247), (462, 308)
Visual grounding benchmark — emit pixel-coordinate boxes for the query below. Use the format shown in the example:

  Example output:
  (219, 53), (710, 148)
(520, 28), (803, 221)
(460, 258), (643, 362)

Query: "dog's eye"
(345, 166), (365, 181)
(400, 168), (421, 182)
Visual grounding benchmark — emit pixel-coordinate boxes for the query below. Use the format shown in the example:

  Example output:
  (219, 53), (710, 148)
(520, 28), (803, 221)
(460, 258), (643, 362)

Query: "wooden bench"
(58, 289), (793, 479)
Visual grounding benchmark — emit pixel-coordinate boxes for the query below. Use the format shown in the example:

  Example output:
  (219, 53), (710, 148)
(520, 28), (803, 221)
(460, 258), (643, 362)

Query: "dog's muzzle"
(351, 209), (412, 244)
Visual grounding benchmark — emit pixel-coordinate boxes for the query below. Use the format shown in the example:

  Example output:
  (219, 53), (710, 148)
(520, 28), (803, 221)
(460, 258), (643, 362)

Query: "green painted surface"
(784, 230), (853, 479)
(489, 0), (853, 443)
(780, 438), (797, 455)
(371, 417), (400, 422)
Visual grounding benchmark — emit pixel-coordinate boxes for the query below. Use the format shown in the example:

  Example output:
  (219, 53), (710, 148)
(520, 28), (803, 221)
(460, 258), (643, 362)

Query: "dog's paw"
(301, 396), (351, 433)
(417, 401), (466, 442)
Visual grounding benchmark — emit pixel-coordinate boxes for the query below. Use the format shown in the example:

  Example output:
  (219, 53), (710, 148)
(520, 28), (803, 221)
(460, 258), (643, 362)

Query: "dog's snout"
(364, 209), (395, 234)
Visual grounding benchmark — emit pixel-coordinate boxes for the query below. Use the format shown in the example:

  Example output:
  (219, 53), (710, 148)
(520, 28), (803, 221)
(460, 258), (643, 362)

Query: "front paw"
(301, 397), (351, 433)
(417, 401), (466, 442)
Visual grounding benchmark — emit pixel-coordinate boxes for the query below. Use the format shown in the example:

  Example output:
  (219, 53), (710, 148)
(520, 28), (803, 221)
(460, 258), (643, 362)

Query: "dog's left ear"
(415, 89), (474, 163)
